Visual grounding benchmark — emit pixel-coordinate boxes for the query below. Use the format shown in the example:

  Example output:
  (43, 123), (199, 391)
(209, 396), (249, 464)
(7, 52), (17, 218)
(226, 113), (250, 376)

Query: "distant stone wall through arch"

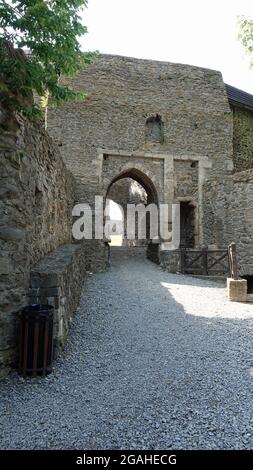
(105, 170), (154, 248)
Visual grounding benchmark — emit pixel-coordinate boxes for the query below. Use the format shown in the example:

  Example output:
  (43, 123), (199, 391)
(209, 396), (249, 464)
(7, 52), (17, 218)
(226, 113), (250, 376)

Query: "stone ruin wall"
(48, 54), (233, 215)
(0, 109), (77, 377)
(202, 104), (253, 276)
(1, 52), (253, 377)
(232, 107), (253, 172)
(203, 169), (253, 275)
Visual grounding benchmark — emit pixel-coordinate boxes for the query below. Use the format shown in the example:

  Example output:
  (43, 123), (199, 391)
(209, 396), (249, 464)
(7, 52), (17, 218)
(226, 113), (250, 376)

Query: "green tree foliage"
(239, 17), (253, 68)
(0, 0), (94, 116)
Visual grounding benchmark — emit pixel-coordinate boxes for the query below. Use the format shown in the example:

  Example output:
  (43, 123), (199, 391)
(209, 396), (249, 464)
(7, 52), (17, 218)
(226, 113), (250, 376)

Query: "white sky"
(108, 200), (122, 220)
(81, 0), (253, 93)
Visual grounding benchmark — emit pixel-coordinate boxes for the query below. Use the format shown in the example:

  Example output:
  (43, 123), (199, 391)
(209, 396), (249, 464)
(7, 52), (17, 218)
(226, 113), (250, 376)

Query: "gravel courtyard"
(1, 249), (253, 450)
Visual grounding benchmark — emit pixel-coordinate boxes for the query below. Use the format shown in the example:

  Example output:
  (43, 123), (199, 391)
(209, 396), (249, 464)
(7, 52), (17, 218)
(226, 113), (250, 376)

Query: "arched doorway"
(106, 168), (159, 205)
(105, 168), (160, 257)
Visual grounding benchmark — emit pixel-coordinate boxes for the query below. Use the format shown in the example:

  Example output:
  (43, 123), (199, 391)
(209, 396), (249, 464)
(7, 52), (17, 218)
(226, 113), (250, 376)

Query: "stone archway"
(104, 167), (160, 253)
(100, 154), (163, 202)
(105, 177), (147, 247)
(106, 168), (159, 205)
(80, 149), (212, 270)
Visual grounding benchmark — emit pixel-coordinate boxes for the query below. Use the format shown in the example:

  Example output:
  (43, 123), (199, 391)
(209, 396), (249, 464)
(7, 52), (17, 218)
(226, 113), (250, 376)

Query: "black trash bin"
(19, 304), (54, 377)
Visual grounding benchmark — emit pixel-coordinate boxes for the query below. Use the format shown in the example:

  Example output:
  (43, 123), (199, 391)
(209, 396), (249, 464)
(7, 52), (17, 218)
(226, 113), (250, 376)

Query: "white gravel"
(1, 249), (253, 450)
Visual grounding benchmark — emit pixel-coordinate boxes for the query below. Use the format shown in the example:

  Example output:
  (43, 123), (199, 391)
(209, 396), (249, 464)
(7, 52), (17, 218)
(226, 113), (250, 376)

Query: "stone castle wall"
(1, 52), (252, 378)
(0, 112), (75, 376)
(232, 107), (253, 172)
(47, 54), (235, 257)
(48, 54), (233, 209)
(203, 169), (253, 275)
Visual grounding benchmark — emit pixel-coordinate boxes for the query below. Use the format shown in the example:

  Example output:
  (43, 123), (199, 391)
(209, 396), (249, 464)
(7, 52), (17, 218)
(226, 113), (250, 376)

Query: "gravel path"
(1, 249), (253, 450)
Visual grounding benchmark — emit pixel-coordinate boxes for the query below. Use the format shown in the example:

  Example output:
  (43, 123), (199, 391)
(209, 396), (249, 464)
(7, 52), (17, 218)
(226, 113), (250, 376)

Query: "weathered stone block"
(227, 278), (247, 302)
(28, 243), (86, 358)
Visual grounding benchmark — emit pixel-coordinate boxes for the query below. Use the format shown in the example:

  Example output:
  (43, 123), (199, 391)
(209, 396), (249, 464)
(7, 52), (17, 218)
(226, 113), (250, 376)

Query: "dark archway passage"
(105, 169), (159, 254)
(180, 201), (196, 248)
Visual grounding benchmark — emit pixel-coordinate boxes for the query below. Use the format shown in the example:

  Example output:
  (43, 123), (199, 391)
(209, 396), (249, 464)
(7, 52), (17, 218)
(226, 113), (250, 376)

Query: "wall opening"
(105, 199), (124, 246)
(180, 201), (195, 248)
(145, 114), (164, 144)
(241, 275), (253, 294)
(105, 169), (159, 255)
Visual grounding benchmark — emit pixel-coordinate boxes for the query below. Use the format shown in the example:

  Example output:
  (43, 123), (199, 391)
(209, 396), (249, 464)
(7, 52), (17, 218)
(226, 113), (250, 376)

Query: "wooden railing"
(180, 248), (229, 275)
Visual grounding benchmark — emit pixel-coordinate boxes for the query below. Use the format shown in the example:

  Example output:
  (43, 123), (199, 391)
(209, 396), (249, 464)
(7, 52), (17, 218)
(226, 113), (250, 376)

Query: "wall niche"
(145, 114), (164, 144)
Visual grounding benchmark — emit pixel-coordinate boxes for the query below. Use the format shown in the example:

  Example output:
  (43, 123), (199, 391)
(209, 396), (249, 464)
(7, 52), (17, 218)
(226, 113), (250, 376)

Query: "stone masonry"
(0, 108), (83, 377)
(231, 106), (253, 172)
(48, 54), (234, 253)
(29, 244), (86, 357)
(1, 52), (253, 377)
(203, 169), (253, 276)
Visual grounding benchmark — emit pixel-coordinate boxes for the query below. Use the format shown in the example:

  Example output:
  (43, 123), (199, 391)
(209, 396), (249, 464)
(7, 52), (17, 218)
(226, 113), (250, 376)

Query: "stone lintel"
(97, 149), (209, 162)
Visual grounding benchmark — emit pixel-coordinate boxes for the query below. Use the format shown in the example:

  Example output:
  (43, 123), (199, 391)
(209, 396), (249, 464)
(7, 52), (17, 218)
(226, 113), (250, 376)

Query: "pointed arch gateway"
(105, 167), (160, 252)
(106, 167), (159, 205)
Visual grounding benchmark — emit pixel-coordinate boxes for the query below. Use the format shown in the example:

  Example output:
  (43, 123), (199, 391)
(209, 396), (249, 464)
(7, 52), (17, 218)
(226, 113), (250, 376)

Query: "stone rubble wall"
(203, 169), (253, 276)
(48, 54), (233, 206)
(29, 244), (86, 357)
(1, 52), (252, 376)
(232, 107), (253, 172)
(0, 111), (77, 377)
(47, 54), (234, 263)
(174, 160), (198, 200)
(82, 240), (109, 273)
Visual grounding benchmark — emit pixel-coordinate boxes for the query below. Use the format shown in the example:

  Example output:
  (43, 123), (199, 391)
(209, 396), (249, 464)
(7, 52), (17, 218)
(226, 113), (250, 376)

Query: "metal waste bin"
(19, 304), (54, 377)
